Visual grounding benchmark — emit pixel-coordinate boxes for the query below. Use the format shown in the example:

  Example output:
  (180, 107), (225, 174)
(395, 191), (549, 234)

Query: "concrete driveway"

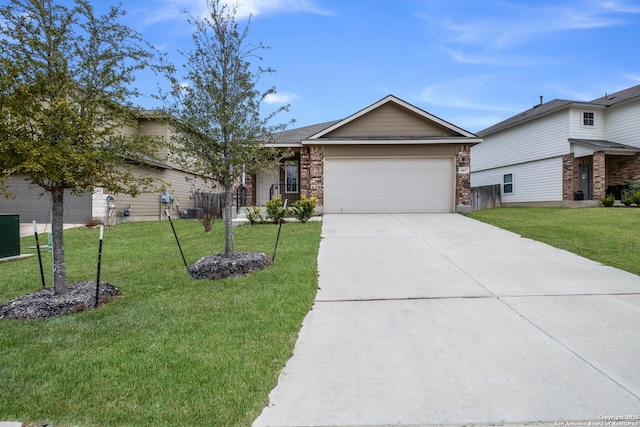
(253, 214), (640, 427)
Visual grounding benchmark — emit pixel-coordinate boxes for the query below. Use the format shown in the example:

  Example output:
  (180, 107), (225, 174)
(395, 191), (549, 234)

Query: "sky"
(64, 0), (640, 133)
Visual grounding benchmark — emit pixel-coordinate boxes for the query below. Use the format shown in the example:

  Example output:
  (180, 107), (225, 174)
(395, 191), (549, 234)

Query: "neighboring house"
(0, 114), (209, 225)
(240, 95), (481, 214)
(472, 84), (640, 206)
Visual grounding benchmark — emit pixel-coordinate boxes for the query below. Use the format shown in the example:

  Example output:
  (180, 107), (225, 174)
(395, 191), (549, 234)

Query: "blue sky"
(98, 0), (640, 133)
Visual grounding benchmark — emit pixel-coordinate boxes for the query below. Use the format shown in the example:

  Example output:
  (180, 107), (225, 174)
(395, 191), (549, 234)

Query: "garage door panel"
(324, 158), (453, 213)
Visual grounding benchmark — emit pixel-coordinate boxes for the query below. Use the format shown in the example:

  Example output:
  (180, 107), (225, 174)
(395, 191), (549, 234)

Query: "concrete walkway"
(19, 223), (82, 238)
(253, 213), (640, 427)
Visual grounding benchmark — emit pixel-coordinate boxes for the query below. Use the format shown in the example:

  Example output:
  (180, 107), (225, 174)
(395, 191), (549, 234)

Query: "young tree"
(164, 0), (291, 255)
(0, 0), (166, 295)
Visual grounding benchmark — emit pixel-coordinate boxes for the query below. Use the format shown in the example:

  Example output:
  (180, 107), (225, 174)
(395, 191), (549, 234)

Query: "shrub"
(265, 195), (288, 223)
(621, 190), (634, 206)
(244, 206), (263, 225)
(85, 217), (104, 227)
(601, 193), (615, 207)
(193, 191), (223, 232)
(291, 195), (318, 223)
(629, 180), (640, 194)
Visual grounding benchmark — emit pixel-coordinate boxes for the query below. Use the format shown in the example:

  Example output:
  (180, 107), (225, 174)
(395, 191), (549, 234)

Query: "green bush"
(621, 190), (640, 206)
(629, 180), (640, 194)
(291, 195), (318, 223)
(601, 193), (615, 207)
(265, 195), (288, 223)
(244, 206), (263, 225)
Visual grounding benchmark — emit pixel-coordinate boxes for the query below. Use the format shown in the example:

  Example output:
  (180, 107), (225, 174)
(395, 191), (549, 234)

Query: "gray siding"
(0, 176), (91, 224)
(604, 100), (640, 148)
(471, 157), (563, 202)
(472, 110), (569, 173)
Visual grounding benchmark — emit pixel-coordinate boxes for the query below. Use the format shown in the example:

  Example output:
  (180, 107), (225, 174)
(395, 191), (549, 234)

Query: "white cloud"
(265, 91), (299, 104)
(442, 47), (550, 66)
(418, 77), (521, 112)
(421, 0), (640, 51)
(143, 0), (331, 26)
(449, 113), (510, 133)
(625, 73), (640, 82)
(234, 0), (333, 18)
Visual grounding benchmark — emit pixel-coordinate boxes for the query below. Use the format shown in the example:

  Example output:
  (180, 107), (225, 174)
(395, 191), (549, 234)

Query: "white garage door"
(324, 157), (454, 213)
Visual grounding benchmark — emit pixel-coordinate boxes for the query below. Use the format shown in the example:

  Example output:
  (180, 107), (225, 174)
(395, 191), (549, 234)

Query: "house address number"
(458, 167), (470, 174)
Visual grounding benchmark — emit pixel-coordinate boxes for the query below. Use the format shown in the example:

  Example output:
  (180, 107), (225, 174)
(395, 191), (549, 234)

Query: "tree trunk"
(223, 177), (233, 255)
(51, 186), (67, 295)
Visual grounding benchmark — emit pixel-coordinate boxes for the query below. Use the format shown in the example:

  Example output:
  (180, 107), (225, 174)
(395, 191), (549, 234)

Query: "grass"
(469, 207), (640, 276)
(0, 219), (322, 426)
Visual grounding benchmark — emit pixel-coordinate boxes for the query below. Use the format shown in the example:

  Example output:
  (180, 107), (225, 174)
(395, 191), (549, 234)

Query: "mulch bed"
(187, 251), (273, 280)
(0, 281), (120, 321)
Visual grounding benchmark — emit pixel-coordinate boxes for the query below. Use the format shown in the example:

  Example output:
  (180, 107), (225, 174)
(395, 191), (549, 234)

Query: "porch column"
(300, 147), (311, 198)
(593, 151), (606, 201)
(562, 154), (575, 200)
(308, 147), (324, 205)
(455, 145), (471, 212)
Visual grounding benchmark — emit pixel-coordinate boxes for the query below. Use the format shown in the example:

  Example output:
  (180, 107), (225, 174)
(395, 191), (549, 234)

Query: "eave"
(301, 137), (483, 146)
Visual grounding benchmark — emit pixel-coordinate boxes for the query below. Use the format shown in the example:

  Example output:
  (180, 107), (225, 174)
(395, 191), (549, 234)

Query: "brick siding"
(606, 153), (640, 186)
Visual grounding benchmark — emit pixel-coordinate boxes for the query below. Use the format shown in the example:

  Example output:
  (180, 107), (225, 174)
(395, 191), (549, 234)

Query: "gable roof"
(308, 95), (478, 140)
(478, 83), (640, 137)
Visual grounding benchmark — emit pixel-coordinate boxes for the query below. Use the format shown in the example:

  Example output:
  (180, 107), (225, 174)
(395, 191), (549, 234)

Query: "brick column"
(309, 147), (324, 205)
(455, 145), (471, 212)
(562, 154), (575, 200)
(593, 151), (606, 200)
(300, 147), (311, 198)
(244, 174), (255, 206)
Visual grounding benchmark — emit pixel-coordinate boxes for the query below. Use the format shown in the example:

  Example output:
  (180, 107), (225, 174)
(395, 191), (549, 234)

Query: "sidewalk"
(19, 223), (83, 238)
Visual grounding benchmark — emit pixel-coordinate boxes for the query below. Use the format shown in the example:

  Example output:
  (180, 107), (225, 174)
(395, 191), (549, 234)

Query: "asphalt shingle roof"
(478, 83), (640, 137)
(272, 120), (341, 145)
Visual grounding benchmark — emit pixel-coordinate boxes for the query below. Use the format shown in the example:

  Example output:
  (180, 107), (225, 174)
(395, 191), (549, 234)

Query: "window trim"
(503, 173), (514, 194)
(582, 111), (595, 127)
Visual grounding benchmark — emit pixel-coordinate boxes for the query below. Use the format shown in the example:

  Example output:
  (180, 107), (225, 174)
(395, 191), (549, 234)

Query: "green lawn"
(0, 219), (321, 426)
(469, 207), (640, 276)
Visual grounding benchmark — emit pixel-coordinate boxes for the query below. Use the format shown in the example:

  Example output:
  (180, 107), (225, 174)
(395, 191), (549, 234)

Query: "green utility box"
(0, 214), (20, 258)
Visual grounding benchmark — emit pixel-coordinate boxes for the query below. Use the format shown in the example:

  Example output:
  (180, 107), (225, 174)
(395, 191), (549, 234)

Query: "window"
(284, 161), (298, 193)
(583, 111), (595, 127)
(503, 174), (513, 194)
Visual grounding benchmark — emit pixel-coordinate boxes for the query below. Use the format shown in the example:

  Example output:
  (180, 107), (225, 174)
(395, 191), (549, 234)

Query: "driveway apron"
(253, 214), (640, 427)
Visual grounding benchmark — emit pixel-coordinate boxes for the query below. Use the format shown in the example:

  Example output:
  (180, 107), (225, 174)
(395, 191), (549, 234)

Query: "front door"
(257, 169), (280, 205)
(578, 164), (593, 199)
